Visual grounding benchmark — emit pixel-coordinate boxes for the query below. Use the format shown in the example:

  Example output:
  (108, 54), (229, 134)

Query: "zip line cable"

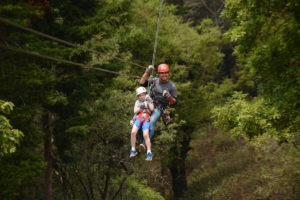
(1, 0), (165, 79)
(0, 44), (140, 79)
(148, 0), (164, 90)
(151, 0), (164, 68)
(0, 16), (145, 69)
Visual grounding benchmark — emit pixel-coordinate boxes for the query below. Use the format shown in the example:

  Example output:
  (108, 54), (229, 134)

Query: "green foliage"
(0, 2), (41, 22)
(193, 19), (224, 81)
(114, 1), (225, 83)
(177, 79), (236, 130)
(0, 0), (272, 199)
(0, 100), (23, 157)
(158, 17), (224, 83)
(212, 135), (300, 200)
(184, 132), (254, 200)
(184, 131), (300, 200)
(212, 92), (281, 138)
(0, 151), (45, 199)
(53, 89), (135, 199)
(77, 0), (133, 68)
(176, 82), (208, 128)
(222, 0), (300, 143)
(122, 177), (165, 200)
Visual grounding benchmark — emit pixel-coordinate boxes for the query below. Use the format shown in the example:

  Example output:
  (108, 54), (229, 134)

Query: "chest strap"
(136, 110), (151, 122)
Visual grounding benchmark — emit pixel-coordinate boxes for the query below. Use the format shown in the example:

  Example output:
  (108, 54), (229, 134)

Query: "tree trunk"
(168, 127), (192, 199)
(43, 111), (53, 200)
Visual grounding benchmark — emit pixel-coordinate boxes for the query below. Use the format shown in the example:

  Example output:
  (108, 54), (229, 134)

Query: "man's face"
(158, 72), (169, 82)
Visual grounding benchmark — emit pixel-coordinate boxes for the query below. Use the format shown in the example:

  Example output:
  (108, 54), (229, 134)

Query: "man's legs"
(149, 108), (162, 139)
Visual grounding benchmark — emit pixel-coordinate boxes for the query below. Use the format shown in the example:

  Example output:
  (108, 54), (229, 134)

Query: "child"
(129, 86), (154, 161)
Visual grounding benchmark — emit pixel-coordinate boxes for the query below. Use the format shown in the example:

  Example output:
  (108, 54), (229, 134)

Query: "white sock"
(131, 147), (136, 151)
(147, 150), (151, 154)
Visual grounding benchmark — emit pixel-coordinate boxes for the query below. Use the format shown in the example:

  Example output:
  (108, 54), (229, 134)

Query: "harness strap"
(136, 111), (151, 123)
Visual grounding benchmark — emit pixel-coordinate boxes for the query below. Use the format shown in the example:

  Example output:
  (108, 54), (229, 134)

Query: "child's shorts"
(134, 119), (150, 131)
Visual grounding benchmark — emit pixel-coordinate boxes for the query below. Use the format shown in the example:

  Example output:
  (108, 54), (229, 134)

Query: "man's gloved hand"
(145, 65), (155, 74)
(139, 102), (148, 109)
(163, 90), (171, 98)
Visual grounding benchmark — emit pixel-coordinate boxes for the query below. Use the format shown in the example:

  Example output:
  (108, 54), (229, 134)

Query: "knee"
(131, 131), (137, 136)
(143, 134), (149, 141)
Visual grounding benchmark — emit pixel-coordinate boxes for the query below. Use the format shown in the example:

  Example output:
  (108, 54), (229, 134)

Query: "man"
(139, 63), (177, 151)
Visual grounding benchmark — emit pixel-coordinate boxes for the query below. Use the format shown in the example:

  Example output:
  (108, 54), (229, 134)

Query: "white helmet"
(136, 87), (147, 96)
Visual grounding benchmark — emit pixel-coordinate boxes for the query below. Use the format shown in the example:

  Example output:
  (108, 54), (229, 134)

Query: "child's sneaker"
(145, 152), (153, 161)
(129, 150), (138, 158)
(162, 113), (171, 126)
(139, 143), (146, 153)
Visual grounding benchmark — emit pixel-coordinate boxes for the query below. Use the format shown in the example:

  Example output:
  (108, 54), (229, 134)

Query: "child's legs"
(131, 125), (139, 149)
(142, 121), (151, 151)
(143, 129), (151, 151)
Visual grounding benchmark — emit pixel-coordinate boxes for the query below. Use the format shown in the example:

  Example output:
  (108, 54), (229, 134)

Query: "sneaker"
(139, 143), (146, 153)
(162, 113), (171, 126)
(129, 150), (138, 158)
(145, 152), (153, 161)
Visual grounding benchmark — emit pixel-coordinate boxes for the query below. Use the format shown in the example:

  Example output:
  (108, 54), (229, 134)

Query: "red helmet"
(157, 64), (170, 73)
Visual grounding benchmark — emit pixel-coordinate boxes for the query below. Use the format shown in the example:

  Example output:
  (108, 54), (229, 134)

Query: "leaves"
(1, 0), (299, 199)
(0, 101), (23, 157)
(0, 100), (14, 114)
(212, 92), (281, 138)
(221, 0), (300, 144)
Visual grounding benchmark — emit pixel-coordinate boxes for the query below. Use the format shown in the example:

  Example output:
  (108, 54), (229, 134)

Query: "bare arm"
(168, 96), (176, 105)
(140, 72), (149, 85)
(140, 65), (154, 84)
(148, 102), (154, 111)
(134, 101), (142, 114)
(134, 106), (142, 114)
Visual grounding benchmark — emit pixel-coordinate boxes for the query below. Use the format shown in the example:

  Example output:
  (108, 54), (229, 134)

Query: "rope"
(151, 0), (164, 68)
(0, 16), (145, 69)
(149, 0), (164, 89)
(0, 44), (140, 79)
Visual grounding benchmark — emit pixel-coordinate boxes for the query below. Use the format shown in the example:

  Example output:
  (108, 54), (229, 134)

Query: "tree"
(222, 0), (300, 144)
(0, 0), (228, 199)
(0, 100), (23, 157)
(183, 0), (225, 26)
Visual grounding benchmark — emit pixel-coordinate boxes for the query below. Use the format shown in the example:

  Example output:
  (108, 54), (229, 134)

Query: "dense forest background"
(0, 0), (299, 199)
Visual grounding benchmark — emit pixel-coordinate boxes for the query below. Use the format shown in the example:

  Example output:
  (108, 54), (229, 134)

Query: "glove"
(139, 102), (148, 109)
(130, 120), (134, 126)
(145, 65), (154, 74)
(145, 95), (153, 103)
(163, 90), (171, 98)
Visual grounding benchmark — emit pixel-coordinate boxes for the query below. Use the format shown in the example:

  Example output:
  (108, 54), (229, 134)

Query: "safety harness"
(149, 78), (174, 126)
(136, 109), (151, 125)
(150, 78), (169, 110)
